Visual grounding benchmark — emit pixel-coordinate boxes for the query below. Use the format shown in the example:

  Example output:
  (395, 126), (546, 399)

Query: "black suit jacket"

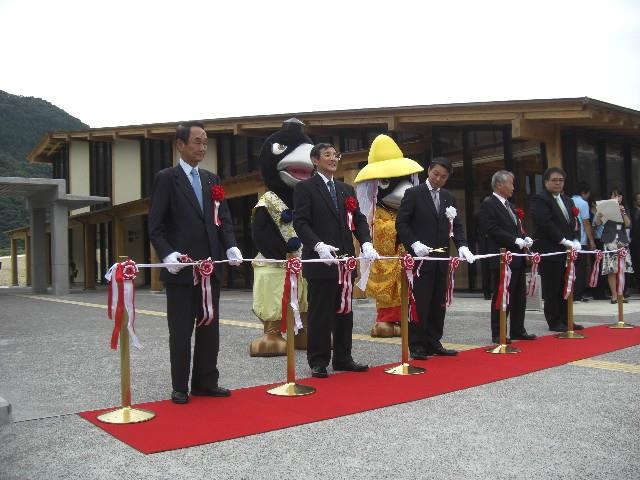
(530, 190), (579, 262)
(477, 195), (525, 269)
(148, 165), (237, 284)
(396, 184), (467, 271)
(293, 173), (371, 279)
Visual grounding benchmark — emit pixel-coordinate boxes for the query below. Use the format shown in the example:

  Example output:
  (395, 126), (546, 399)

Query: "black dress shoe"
(410, 351), (428, 360)
(191, 386), (231, 397)
(572, 323), (584, 330)
(171, 390), (189, 404)
(429, 346), (458, 356)
(491, 337), (511, 344)
(311, 366), (328, 378)
(333, 360), (369, 372)
(511, 332), (537, 340)
(549, 324), (567, 332)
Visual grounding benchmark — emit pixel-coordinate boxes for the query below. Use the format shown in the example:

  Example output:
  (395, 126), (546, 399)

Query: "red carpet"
(79, 325), (640, 454)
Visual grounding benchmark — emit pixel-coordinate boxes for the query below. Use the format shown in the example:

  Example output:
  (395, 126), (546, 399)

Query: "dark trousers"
(573, 246), (589, 300)
(166, 281), (220, 393)
(409, 263), (448, 353)
(540, 260), (568, 328)
(490, 265), (527, 338)
(306, 277), (354, 368)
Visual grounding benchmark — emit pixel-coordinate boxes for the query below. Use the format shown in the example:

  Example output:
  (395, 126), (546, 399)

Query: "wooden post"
(150, 244), (162, 292)
(84, 222), (97, 290)
(25, 235), (31, 286)
(10, 237), (18, 286)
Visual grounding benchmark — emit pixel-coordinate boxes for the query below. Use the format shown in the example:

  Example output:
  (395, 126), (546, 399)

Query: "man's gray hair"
(491, 170), (514, 190)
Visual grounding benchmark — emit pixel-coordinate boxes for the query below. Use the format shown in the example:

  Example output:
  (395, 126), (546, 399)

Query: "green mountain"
(0, 90), (87, 252)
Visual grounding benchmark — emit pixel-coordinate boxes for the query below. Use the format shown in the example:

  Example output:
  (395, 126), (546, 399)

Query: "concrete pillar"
(50, 202), (69, 295)
(10, 237), (18, 286)
(84, 222), (96, 290)
(30, 207), (47, 293)
(25, 235), (31, 286)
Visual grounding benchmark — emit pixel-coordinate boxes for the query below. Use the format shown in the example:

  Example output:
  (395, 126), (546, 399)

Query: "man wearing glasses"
(530, 167), (584, 332)
(293, 143), (379, 378)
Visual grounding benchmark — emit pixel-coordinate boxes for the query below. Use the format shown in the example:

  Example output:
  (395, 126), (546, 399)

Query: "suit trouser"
(490, 264), (527, 337)
(409, 263), (448, 353)
(539, 259), (568, 328)
(166, 281), (220, 393)
(306, 277), (354, 368)
(573, 246), (589, 300)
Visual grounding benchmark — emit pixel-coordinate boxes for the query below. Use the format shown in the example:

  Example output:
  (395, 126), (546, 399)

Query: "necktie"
(327, 180), (338, 209)
(555, 195), (569, 222)
(431, 189), (440, 212)
(505, 202), (517, 224)
(190, 168), (203, 211)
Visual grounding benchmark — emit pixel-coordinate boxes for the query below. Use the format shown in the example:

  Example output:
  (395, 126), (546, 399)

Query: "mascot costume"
(250, 118), (314, 356)
(354, 135), (423, 337)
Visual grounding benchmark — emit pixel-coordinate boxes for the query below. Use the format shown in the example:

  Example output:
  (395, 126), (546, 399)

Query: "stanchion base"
(485, 344), (521, 354)
(97, 406), (155, 424)
(267, 382), (316, 397)
(608, 321), (635, 329)
(555, 330), (586, 339)
(384, 363), (426, 375)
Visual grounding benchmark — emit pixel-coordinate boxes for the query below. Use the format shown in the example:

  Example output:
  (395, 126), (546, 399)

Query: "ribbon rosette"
(401, 254), (419, 323)
(194, 258), (216, 327)
(281, 257), (303, 334)
(444, 256), (461, 307)
(344, 196), (358, 232)
(616, 248), (627, 297)
(562, 249), (580, 300)
(571, 206), (580, 232)
(526, 252), (541, 297)
(336, 256), (358, 314)
(588, 250), (604, 288)
(445, 206), (457, 238)
(211, 184), (225, 227)
(106, 259), (141, 350)
(495, 251), (513, 311)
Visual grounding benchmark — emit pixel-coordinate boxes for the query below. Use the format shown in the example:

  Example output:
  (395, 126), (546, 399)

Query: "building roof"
(28, 97), (640, 164)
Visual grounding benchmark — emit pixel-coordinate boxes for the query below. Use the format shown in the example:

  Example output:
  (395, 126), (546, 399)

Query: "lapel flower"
(571, 206), (579, 217)
(515, 208), (525, 220)
(210, 184), (225, 226)
(345, 196), (358, 231)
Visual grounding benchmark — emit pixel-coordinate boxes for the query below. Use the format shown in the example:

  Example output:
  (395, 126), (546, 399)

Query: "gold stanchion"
(557, 249), (585, 339)
(268, 261), (315, 396)
(487, 248), (520, 354)
(385, 264), (426, 375)
(98, 308), (156, 424)
(608, 295), (635, 329)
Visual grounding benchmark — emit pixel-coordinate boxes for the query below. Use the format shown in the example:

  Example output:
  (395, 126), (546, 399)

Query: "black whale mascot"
(250, 118), (314, 356)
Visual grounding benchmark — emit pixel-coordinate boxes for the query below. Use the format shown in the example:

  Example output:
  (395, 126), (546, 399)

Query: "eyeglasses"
(320, 152), (342, 160)
(548, 178), (565, 183)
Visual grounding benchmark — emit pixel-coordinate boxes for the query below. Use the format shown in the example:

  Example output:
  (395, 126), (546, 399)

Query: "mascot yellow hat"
(354, 134), (423, 183)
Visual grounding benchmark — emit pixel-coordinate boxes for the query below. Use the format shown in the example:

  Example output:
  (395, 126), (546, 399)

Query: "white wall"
(112, 139), (141, 205)
(69, 141), (90, 214)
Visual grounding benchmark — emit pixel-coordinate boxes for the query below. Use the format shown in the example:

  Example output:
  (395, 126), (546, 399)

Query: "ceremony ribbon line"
(336, 257), (358, 314)
(280, 257), (303, 334)
(589, 250), (604, 288)
(495, 251), (513, 311)
(105, 259), (141, 350)
(189, 256), (216, 327)
(562, 249), (580, 300)
(527, 252), (541, 297)
(401, 254), (419, 323)
(617, 248), (627, 297)
(444, 257), (461, 308)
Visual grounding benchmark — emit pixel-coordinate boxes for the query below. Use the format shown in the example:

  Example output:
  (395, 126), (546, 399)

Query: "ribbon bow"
(527, 252), (541, 297)
(562, 249), (580, 300)
(194, 258), (216, 327)
(444, 257), (461, 307)
(401, 254), (419, 323)
(281, 257), (303, 333)
(588, 250), (604, 288)
(616, 248), (627, 297)
(336, 257), (358, 314)
(494, 251), (513, 311)
(106, 259), (141, 350)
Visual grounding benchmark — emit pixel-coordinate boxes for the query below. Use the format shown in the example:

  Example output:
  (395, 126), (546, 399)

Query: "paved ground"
(1, 286), (639, 479)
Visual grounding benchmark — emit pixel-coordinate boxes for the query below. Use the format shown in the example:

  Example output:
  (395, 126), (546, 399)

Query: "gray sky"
(1, 0), (639, 128)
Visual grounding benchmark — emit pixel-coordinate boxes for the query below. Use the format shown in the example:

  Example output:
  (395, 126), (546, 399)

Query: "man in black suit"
(530, 167), (584, 332)
(148, 121), (243, 404)
(293, 143), (378, 378)
(478, 170), (537, 343)
(396, 157), (475, 358)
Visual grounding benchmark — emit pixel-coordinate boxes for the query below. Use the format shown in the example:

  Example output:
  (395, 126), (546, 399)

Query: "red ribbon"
(281, 257), (302, 333)
(106, 259), (140, 350)
(494, 251), (513, 311)
(444, 257), (461, 307)
(337, 257), (358, 314)
(617, 248), (627, 297)
(562, 249), (580, 300)
(345, 196), (357, 232)
(527, 252), (541, 297)
(194, 258), (216, 327)
(211, 185), (224, 226)
(588, 250), (604, 288)
(401, 254), (419, 323)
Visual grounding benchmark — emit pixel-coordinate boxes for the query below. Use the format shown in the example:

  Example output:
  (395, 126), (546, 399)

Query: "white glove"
(314, 242), (339, 265)
(560, 238), (574, 249)
(163, 251), (186, 275)
(515, 238), (526, 250)
(458, 245), (475, 264)
(524, 237), (534, 248)
(411, 241), (432, 258)
(361, 242), (379, 261)
(226, 247), (244, 266)
(572, 240), (582, 251)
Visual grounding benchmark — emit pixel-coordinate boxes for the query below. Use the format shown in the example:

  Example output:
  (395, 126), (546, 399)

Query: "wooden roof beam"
(511, 117), (555, 143)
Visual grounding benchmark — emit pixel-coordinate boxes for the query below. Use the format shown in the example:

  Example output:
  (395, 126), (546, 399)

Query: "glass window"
(216, 134), (232, 179)
(511, 140), (545, 235)
(632, 146), (640, 197)
(605, 143), (624, 197)
(576, 139), (600, 200)
(234, 136), (249, 175)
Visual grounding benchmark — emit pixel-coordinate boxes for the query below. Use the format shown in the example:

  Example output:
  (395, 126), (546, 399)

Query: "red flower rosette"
(196, 258), (215, 277)
(400, 254), (419, 322)
(515, 208), (525, 220)
(282, 257), (303, 333)
(344, 196), (358, 231)
(211, 184), (225, 226)
(286, 257), (302, 274)
(194, 258), (216, 327)
(120, 259), (138, 280)
(571, 206), (580, 217)
(345, 256), (358, 271)
(106, 259), (141, 350)
(401, 253), (415, 271)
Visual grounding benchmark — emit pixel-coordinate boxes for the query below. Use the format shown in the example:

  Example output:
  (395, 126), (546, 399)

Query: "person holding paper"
(594, 188), (633, 303)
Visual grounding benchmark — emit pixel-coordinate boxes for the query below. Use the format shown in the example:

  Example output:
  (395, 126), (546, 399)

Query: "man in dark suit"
(293, 143), (378, 378)
(396, 157), (475, 358)
(478, 170), (537, 343)
(148, 121), (243, 404)
(530, 167), (583, 332)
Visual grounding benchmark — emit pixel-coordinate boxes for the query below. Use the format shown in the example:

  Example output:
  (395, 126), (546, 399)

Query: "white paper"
(595, 199), (623, 222)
